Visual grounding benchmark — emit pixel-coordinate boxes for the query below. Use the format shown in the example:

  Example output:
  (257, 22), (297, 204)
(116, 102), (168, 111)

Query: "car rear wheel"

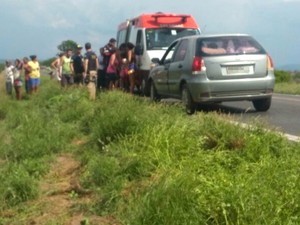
(150, 81), (160, 101)
(252, 97), (272, 111)
(181, 84), (196, 114)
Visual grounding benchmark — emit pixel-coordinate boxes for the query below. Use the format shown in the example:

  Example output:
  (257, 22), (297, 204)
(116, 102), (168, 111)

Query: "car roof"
(176, 33), (252, 42)
(169, 33), (254, 48)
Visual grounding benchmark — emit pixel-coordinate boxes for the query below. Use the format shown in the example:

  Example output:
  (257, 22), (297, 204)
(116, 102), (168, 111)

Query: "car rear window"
(196, 36), (266, 56)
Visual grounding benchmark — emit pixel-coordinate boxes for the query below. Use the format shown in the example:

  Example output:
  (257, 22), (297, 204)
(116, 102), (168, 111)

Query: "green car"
(148, 34), (275, 114)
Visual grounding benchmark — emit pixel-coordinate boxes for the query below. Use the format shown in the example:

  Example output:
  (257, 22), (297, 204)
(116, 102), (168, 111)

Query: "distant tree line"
(40, 40), (78, 67)
(57, 40), (78, 53)
(0, 63), (4, 72)
(274, 70), (300, 83)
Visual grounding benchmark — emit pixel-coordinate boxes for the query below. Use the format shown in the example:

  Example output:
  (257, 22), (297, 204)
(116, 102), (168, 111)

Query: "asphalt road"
(205, 93), (300, 137)
(160, 93), (300, 138)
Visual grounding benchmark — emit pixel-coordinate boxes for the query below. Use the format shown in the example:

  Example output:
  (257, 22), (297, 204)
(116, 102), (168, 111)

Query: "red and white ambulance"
(116, 12), (200, 94)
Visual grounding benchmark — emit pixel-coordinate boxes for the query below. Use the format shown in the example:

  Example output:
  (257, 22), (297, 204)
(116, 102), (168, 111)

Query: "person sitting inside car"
(202, 42), (226, 55)
(236, 39), (258, 53)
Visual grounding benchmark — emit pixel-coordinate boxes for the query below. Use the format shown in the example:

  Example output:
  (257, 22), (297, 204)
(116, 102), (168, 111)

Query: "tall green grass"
(275, 82), (300, 95)
(1, 74), (300, 224)
(0, 76), (87, 208)
(76, 92), (300, 225)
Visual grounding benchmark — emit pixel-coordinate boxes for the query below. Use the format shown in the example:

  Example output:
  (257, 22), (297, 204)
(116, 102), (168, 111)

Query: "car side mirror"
(135, 44), (144, 55)
(151, 58), (160, 64)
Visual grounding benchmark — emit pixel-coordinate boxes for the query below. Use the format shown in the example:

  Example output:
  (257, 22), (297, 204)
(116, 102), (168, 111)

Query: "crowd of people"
(4, 37), (141, 100)
(4, 55), (39, 100)
(50, 38), (141, 99)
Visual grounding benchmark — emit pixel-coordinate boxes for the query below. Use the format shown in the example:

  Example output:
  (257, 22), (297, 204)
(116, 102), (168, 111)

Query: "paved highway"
(209, 93), (300, 138)
(158, 93), (300, 139)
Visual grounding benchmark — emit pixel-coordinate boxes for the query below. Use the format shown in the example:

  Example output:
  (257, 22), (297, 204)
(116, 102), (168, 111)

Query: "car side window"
(161, 41), (178, 64)
(173, 39), (188, 62)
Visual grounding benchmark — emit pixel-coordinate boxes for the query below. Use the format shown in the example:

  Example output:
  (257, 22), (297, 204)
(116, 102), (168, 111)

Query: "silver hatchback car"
(148, 34), (275, 114)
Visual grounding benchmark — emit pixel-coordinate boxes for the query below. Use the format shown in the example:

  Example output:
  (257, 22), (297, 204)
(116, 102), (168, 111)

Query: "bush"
(0, 164), (38, 208)
(0, 63), (4, 72)
(293, 71), (300, 80)
(40, 57), (56, 67)
(274, 70), (292, 83)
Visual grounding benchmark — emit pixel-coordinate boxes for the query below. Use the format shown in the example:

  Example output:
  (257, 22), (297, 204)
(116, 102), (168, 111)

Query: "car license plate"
(227, 66), (250, 75)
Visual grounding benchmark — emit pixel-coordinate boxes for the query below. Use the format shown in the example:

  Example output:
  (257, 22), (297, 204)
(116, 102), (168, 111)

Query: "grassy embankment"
(0, 72), (300, 224)
(274, 70), (300, 95)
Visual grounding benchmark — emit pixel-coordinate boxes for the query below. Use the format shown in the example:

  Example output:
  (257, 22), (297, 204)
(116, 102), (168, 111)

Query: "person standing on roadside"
(106, 47), (120, 90)
(28, 55), (40, 94)
(97, 47), (106, 90)
(51, 52), (64, 82)
(71, 45), (84, 86)
(23, 57), (31, 94)
(83, 42), (99, 100)
(126, 42), (139, 94)
(4, 60), (14, 95)
(119, 42), (137, 93)
(102, 38), (117, 89)
(61, 49), (74, 87)
(13, 59), (23, 100)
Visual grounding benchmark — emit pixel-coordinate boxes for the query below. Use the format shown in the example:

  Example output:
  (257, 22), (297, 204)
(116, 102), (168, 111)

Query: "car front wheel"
(181, 84), (196, 114)
(252, 97), (272, 111)
(150, 81), (160, 101)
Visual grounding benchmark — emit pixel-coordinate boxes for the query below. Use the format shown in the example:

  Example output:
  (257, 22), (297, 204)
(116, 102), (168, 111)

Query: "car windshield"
(146, 28), (199, 50)
(196, 36), (266, 56)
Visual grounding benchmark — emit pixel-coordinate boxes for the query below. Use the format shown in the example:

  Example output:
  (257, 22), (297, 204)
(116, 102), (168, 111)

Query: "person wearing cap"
(83, 42), (99, 100)
(71, 45), (84, 85)
(61, 49), (74, 87)
(4, 60), (14, 95)
(28, 55), (40, 94)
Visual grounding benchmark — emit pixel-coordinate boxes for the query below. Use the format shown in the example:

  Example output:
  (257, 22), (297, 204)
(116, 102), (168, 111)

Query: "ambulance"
(116, 12), (200, 94)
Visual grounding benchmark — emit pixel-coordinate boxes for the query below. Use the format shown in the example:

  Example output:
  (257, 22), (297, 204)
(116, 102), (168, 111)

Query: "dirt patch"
(25, 153), (118, 225)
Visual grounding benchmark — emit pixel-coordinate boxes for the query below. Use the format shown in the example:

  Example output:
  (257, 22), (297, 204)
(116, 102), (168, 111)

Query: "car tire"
(181, 84), (196, 114)
(252, 97), (272, 111)
(150, 80), (160, 101)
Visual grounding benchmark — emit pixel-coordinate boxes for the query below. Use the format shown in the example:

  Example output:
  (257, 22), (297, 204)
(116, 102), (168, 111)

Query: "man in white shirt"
(5, 60), (14, 95)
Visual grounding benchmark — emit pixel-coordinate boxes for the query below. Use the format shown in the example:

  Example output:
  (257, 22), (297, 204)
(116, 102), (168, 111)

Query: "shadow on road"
(197, 103), (257, 114)
(159, 98), (258, 115)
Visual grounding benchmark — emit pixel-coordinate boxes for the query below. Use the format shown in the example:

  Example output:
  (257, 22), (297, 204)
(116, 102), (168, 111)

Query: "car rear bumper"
(188, 74), (275, 103)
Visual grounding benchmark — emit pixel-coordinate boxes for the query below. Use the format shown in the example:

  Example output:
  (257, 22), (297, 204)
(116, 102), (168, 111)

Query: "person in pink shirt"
(106, 47), (120, 90)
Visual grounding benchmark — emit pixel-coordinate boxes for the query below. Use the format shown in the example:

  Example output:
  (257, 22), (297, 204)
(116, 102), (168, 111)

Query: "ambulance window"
(146, 28), (199, 50)
(117, 30), (127, 47)
(136, 30), (143, 46)
(135, 30), (144, 55)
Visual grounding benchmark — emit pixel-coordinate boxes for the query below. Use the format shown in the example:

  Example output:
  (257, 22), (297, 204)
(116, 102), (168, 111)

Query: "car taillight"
(192, 56), (205, 74)
(267, 54), (274, 70)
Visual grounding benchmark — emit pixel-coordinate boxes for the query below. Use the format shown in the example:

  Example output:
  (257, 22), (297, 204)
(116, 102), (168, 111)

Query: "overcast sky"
(1, 0), (299, 67)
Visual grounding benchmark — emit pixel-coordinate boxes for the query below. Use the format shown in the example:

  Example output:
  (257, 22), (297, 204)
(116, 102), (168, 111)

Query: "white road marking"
(230, 121), (300, 142)
(284, 133), (300, 142)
